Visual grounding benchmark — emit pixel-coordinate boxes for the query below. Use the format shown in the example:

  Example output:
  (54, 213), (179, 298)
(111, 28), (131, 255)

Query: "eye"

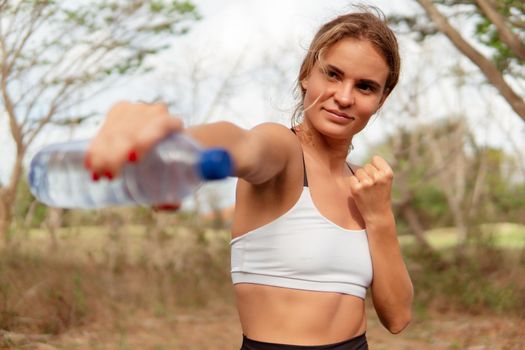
(323, 68), (340, 80)
(357, 82), (376, 93)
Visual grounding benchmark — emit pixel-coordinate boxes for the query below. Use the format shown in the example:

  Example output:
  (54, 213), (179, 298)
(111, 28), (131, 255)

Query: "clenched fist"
(348, 155), (394, 224)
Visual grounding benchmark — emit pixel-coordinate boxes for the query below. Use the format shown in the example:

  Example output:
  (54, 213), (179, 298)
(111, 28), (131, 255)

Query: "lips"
(323, 108), (354, 120)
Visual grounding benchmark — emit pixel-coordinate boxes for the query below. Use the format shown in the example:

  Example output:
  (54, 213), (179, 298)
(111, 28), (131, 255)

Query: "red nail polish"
(155, 203), (180, 211)
(103, 171), (113, 180)
(92, 173), (100, 181)
(128, 150), (138, 162)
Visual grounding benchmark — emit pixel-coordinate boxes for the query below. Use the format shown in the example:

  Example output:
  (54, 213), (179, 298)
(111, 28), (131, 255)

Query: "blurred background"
(0, 0), (524, 349)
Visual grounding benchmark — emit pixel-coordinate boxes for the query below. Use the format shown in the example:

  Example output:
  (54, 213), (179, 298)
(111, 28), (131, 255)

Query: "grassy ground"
(1, 221), (524, 349)
(4, 299), (524, 349)
(398, 223), (525, 249)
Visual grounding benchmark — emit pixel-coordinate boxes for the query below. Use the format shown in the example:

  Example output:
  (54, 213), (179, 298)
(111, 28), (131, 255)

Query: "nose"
(334, 82), (355, 108)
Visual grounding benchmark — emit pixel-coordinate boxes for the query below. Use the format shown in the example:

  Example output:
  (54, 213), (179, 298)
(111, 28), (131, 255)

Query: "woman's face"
(301, 37), (389, 141)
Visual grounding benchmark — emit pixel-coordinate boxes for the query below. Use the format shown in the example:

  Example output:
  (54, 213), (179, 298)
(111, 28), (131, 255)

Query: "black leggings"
(240, 333), (368, 350)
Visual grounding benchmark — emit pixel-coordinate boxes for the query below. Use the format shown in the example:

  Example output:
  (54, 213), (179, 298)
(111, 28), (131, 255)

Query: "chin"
(317, 122), (355, 140)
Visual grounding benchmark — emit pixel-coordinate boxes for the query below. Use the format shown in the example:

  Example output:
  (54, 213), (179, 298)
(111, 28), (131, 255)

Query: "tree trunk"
(23, 199), (38, 234)
(425, 119), (470, 246)
(400, 203), (435, 252)
(0, 190), (14, 246)
(474, 0), (525, 61)
(44, 207), (63, 251)
(0, 151), (26, 244)
(416, 0), (525, 123)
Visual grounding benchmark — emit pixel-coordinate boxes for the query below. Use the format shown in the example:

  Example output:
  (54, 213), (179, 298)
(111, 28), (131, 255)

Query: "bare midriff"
(234, 283), (366, 346)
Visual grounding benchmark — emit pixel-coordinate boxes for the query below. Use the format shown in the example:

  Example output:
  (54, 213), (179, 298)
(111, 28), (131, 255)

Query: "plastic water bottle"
(28, 134), (233, 209)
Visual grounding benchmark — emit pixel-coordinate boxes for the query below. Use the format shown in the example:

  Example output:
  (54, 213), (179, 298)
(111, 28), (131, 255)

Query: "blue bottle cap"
(198, 148), (234, 180)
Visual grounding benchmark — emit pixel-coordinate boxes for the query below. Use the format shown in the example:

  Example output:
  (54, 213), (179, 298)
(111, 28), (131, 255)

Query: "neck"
(295, 122), (353, 173)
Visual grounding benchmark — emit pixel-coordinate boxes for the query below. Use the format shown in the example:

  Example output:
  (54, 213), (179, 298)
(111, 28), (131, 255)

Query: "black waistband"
(241, 333), (368, 350)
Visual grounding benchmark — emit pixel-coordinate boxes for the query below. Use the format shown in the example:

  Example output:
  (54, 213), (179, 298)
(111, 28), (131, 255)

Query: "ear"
(301, 79), (308, 90)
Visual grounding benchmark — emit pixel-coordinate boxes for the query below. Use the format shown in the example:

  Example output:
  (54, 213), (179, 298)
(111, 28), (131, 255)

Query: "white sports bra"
(230, 182), (373, 299)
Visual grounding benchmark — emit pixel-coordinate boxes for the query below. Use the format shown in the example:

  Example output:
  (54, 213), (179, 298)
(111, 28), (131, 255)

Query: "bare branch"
(1, 58), (22, 155)
(1, 1), (25, 43)
(24, 82), (74, 147)
(4, 13), (39, 73)
(0, 0), (200, 239)
(416, 0), (525, 123)
(474, 0), (525, 61)
(201, 49), (247, 123)
(510, 19), (525, 31)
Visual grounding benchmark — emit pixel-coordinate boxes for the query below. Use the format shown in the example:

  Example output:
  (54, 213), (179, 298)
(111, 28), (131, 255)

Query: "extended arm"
(186, 121), (296, 184)
(85, 101), (297, 186)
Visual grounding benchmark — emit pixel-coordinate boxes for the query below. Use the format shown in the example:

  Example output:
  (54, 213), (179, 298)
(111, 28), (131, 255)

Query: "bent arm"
(367, 212), (413, 334)
(349, 157), (413, 333)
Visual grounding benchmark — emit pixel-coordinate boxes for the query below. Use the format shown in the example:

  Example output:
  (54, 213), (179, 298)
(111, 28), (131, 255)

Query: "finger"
(85, 101), (136, 176)
(348, 175), (360, 192)
(371, 155), (394, 179)
(101, 137), (135, 178)
(134, 116), (184, 159)
(363, 163), (378, 180)
(354, 168), (373, 185)
(87, 135), (132, 179)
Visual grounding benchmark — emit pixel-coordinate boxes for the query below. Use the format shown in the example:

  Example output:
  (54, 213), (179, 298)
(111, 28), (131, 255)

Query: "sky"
(3, 0), (419, 208)
(1, 0), (524, 210)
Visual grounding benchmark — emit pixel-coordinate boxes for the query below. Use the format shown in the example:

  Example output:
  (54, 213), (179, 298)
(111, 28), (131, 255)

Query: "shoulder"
(248, 122), (302, 154)
(250, 122), (296, 139)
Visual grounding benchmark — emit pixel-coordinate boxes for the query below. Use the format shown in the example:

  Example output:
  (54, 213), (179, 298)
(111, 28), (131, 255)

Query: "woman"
(86, 8), (413, 350)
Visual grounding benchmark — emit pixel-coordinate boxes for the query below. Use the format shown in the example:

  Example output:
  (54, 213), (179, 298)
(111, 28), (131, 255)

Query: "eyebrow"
(324, 63), (383, 90)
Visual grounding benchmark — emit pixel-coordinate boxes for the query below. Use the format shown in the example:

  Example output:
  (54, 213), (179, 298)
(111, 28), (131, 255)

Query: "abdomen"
(234, 283), (367, 346)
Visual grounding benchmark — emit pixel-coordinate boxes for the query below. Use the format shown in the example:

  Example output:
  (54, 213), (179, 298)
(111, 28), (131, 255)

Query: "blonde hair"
(292, 7), (400, 126)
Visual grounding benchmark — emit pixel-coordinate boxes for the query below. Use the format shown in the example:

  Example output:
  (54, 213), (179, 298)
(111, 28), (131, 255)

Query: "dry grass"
(1, 218), (525, 349)
(0, 216), (233, 340)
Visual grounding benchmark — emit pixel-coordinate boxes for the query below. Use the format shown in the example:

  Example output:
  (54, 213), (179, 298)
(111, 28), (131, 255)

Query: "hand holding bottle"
(85, 101), (184, 180)
(29, 101), (233, 209)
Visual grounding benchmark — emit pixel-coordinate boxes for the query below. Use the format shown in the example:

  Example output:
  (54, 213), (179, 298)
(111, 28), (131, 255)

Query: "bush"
(405, 242), (525, 318)
(0, 224), (232, 336)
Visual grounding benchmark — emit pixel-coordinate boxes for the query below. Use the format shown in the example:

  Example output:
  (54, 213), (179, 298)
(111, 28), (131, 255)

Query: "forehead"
(321, 37), (389, 85)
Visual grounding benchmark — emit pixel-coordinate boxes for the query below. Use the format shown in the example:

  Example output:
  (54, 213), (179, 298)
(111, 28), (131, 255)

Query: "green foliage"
(389, 0), (524, 76)
(0, 0), (201, 129)
(411, 185), (451, 226)
(489, 184), (525, 223)
(373, 118), (524, 232)
(474, 0), (524, 72)
(14, 174), (48, 229)
(0, 0), (201, 239)
(406, 243), (525, 317)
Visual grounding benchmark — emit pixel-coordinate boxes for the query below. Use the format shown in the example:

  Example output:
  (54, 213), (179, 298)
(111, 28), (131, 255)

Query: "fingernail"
(128, 150), (138, 163)
(155, 204), (180, 211)
(92, 172), (100, 181)
(103, 171), (113, 180)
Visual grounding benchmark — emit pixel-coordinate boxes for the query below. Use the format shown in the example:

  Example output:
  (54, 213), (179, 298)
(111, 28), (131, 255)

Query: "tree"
(0, 0), (200, 242)
(369, 44), (525, 252)
(390, 0), (525, 123)
(380, 116), (520, 251)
